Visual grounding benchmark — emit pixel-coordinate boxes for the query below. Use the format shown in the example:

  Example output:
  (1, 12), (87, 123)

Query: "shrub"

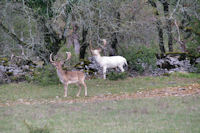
(122, 45), (157, 73)
(32, 64), (59, 86)
(107, 72), (128, 80)
(24, 120), (50, 133)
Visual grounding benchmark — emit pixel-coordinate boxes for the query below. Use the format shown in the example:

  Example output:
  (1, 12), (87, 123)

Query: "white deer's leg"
(76, 83), (82, 97)
(64, 84), (68, 97)
(119, 65), (125, 72)
(103, 67), (107, 79)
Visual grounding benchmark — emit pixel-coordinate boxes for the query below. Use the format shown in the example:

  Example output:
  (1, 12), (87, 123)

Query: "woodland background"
(0, 1), (200, 132)
(0, 0), (200, 83)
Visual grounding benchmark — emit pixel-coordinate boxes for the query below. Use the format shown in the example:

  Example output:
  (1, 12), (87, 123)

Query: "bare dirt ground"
(1, 83), (200, 107)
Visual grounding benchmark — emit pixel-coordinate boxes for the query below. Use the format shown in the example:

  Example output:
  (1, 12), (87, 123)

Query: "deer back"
(57, 69), (85, 84)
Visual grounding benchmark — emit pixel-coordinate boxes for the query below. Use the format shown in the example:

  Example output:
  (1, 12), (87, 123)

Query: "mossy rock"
(84, 69), (96, 75)
(165, 52), (187, 56)
(74, 59), (92, 69)
(165, 52), (187, 60)
(10, 75), (26, 82)
(0, 57), (9, 66)
(0, 57), (9, 62)
(162, 73), (171, 77)
(6, 72), (13, 76)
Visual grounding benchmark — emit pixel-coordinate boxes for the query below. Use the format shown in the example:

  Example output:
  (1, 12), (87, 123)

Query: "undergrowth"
(107, 72), (128, 80)
(24, 120), (50, 133)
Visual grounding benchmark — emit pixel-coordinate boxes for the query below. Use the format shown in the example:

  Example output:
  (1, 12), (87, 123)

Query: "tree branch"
(0, 21), (27, 46)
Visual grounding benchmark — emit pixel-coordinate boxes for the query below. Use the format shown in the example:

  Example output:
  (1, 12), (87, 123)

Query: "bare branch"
(0, 21), (27, 46)
(170, 0), (181, 19)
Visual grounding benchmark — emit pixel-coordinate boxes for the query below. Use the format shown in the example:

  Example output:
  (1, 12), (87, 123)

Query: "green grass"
(0, 73), (199, 102)
(0, 96), (200, 133)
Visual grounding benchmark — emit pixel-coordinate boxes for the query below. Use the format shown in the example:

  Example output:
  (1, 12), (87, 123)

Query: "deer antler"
(66, 52), (72, 61)
(98, 39), (107, 49)
(89, 40), (93, 50)
(89, 40), (94, 54)
(50, 53), (55, 63)
(102, 39), (107, 47)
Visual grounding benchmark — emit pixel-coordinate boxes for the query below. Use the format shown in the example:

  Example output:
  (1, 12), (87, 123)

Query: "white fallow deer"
(50, 52), (87, 97)
(90, 39), (127, 79)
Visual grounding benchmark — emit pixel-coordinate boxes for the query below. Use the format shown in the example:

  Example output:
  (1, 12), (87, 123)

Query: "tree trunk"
(67, 23), (80, 55)
(79, 26), (88, 59)
(157, 20), (166, 53)
(110, 32), (118, 56)
(110, 11), (120, 56)
(160, 0), (173, 52)
(148, 0), (166, 53)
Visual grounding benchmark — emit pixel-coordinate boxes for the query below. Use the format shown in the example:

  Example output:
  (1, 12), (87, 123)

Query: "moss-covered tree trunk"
(148, 0), (166, 54)
(160, 0), (173, 52)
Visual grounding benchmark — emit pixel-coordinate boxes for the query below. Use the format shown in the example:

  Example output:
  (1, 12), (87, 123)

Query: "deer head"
(90, 39), (107, 56)
(50, 52), (71, 69)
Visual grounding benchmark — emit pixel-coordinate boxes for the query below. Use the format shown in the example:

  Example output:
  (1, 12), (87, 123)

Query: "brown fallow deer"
(50, 52), (87, 97)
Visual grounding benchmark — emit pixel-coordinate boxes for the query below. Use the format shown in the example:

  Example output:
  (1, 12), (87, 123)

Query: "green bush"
(122, 45), (157, 73)
(32, 65), (59, 86)
(107, 72), (128, 80)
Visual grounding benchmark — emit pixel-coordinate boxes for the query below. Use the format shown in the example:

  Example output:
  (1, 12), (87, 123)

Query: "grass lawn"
(0, 96), (200, 133)
(0, 73), (199, 133)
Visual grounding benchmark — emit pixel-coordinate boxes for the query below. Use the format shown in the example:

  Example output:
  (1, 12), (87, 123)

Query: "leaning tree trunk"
(148, 0), (166, 53)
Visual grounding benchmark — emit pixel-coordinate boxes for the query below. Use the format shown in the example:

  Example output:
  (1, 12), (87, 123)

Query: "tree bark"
(156, 20), (166, 53)
(160, 0), (173, 52)
(79, 26), (88, 59)
(148, 0), (166, 53)
(110, 11), (120, 56)
(110, 32), (118, 56)
(67, 23), (80, 55)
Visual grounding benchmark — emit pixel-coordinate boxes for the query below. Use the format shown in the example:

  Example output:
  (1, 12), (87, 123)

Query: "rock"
(0, 69), (11, 84)
(0, 58), (35, 83)
(154, 53), (196, 75)
(196, 57), (200, 63)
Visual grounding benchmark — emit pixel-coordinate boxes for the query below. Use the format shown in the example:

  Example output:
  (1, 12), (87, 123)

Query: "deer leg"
(103, 67), (107, 79)
(82, 81), (88, 96)
(76, 83), (82, 97)
(119, 65), (125, 72)
(64, 84), (68, 97)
